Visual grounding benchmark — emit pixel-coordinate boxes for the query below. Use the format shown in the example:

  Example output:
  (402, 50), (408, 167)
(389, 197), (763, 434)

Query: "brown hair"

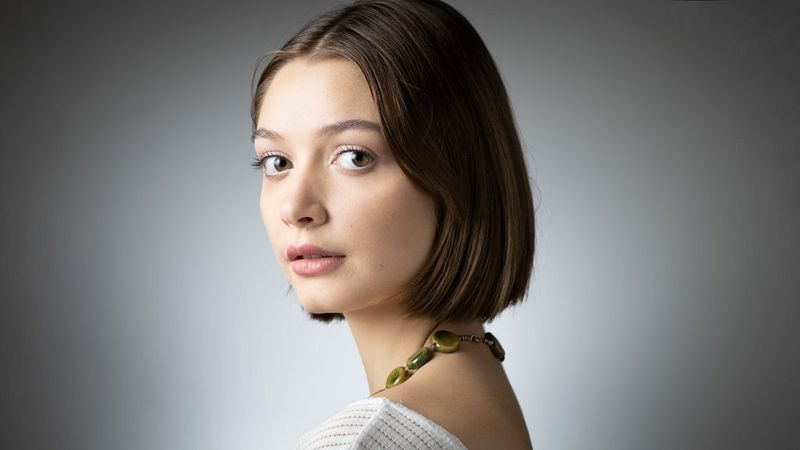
(251, 0), (535, 324)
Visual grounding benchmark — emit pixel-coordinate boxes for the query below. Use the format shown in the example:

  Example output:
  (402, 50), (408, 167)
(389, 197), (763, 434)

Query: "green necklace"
(369, 329), (506, 397)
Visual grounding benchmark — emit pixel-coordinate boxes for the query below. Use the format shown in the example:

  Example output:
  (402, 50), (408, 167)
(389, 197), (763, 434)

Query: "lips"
(287, 244), (346, 276)
(287, 243), (345, 262)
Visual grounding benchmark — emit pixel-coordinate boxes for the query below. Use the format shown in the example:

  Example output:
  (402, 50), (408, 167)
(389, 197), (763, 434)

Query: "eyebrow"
(251, 119), (382, 143)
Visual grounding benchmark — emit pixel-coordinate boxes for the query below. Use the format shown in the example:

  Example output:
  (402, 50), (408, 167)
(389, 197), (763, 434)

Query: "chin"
(293, 282), (391, 315)
(296, 292), (346, 314)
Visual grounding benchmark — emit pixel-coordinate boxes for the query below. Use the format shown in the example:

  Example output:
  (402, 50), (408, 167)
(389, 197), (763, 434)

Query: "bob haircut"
(251, 0), (535, 324)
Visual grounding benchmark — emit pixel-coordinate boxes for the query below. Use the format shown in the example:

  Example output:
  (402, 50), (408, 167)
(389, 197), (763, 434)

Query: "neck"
(343, 299), (486, 396)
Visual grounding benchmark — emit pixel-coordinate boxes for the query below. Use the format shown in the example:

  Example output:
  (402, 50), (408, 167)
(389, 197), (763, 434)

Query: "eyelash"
(250, 146), (376, 174)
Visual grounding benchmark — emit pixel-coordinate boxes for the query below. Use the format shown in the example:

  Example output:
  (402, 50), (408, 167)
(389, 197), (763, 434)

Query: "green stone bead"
(386, 366), (410, 388)
(432, 330), (459, 353)
(484, 332), (505, 362)
(407, 346), (433, 370)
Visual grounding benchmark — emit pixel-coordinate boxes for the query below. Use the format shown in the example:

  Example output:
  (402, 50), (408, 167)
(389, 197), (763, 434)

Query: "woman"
(250, 0), (535, 448)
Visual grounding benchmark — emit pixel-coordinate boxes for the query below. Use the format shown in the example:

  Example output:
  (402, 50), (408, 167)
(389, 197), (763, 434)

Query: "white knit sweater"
(295, 396), (468, 449)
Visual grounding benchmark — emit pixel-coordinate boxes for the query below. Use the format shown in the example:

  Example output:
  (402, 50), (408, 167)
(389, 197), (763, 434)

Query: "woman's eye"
(252, 148), (374, 176)
(336, 149), (375, 170)
(262, 155), (293, 175)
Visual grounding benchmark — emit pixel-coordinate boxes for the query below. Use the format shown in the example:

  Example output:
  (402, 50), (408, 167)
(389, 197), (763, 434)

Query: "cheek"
(259, 185), (271, 228)
(259, 185), (284, 255)
(345, 174), (437, 272)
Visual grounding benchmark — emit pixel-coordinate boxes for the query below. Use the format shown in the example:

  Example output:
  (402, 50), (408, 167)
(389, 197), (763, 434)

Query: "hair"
(251, 0), (536, 324)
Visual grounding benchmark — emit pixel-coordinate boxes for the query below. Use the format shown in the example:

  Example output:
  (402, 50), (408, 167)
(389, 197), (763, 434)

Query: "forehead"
(257, 57), (379, 132)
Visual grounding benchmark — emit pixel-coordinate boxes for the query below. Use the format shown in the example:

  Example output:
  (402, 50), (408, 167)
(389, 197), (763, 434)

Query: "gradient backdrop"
(2, 1), (798, 449)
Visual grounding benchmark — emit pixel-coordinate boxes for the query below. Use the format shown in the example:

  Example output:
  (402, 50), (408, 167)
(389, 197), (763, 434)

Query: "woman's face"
(254, 57), (438, 315)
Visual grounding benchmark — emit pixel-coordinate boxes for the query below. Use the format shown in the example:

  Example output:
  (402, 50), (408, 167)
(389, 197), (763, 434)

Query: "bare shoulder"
(380, 355), (533, 449)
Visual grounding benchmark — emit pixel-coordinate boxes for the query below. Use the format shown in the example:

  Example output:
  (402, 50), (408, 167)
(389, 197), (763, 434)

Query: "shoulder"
(295, 397), (468, 450)
(378, 354), (533, 450)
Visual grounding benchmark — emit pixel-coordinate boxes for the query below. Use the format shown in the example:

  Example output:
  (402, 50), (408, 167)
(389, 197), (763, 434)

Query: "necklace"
(368, 324), (506, 398)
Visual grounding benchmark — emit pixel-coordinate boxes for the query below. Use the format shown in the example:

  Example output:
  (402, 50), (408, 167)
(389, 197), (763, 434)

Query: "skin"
(254, 56), (532, 449)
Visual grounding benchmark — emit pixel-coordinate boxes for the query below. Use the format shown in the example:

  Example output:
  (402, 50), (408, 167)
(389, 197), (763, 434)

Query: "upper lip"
(287, 243), (345, 261)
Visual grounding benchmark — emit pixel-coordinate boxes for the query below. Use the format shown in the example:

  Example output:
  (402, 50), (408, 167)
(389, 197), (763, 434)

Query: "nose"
(280, 165), (328, 229)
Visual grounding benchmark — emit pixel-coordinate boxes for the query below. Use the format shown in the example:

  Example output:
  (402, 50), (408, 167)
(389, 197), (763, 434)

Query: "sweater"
(295, 396), (469, 449)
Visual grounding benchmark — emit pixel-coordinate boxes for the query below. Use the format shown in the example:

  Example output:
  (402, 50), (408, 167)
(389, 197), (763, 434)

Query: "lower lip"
(290, 256), (345, 276)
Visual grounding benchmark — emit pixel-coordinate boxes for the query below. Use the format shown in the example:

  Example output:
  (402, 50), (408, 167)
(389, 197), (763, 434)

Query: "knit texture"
(295, 396), (468, 449)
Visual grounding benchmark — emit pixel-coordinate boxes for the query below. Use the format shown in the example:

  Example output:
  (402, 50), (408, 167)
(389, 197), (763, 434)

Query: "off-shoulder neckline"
(344, 396), (467, 448)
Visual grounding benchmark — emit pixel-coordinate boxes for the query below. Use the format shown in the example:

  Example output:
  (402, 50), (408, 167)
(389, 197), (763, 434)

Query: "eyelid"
(252, 151), (291, 177)
(332, 145), (378, 168)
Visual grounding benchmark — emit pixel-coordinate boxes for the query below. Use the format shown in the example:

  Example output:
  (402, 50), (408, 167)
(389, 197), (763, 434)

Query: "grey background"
(2, 1), (798, 449)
